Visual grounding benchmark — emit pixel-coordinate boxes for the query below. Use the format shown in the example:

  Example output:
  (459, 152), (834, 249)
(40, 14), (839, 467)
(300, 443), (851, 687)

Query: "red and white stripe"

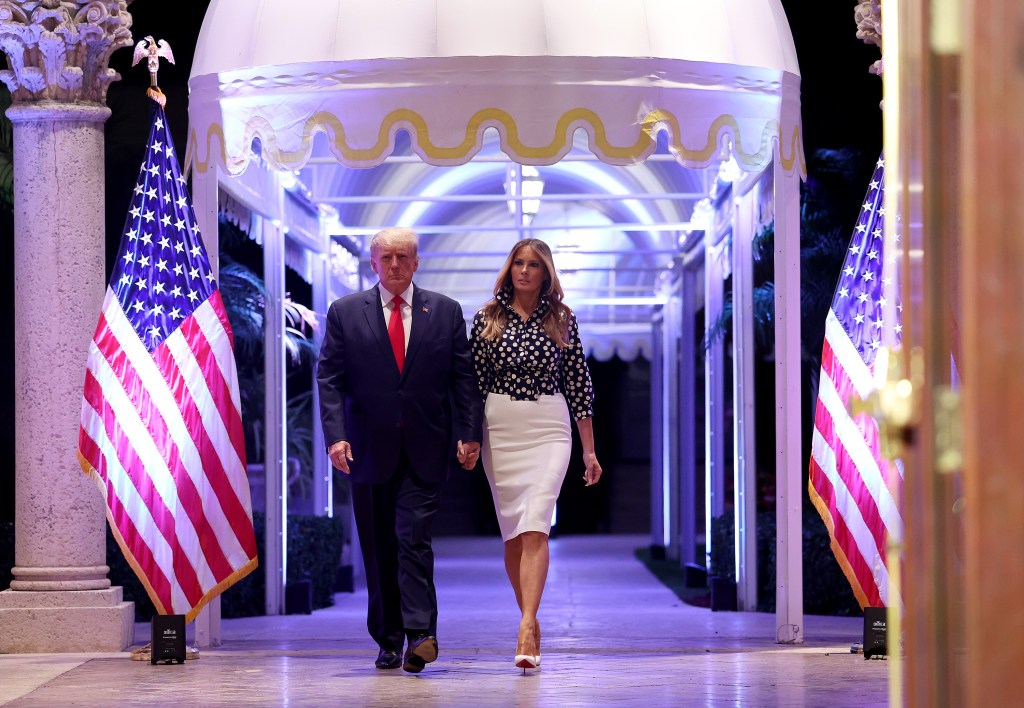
(809, 310), (904, 609)
(78, 288), (257, 621)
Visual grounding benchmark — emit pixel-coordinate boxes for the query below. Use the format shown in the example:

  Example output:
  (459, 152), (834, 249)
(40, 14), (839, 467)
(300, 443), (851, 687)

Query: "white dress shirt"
(378, 282), (413, 353)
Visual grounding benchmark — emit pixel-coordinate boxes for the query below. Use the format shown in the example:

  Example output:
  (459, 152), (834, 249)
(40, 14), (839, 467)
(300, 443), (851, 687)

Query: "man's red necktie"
(388, 295), (405, 372)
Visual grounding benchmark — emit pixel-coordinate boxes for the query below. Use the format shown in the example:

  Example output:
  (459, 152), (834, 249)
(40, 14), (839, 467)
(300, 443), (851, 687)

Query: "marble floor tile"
(0, 535), (888, 707)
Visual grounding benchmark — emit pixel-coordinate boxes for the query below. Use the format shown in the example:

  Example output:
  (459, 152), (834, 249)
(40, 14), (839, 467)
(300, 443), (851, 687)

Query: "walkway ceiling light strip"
(304, 153), (692, 165)
(574, 297), (667, 306)
(319, 192), (705, 204)
(335, 222), (695, 236)
(412, 249), (682, 258)
(439, 285), (657, 293)
(416, 266), (669, 275)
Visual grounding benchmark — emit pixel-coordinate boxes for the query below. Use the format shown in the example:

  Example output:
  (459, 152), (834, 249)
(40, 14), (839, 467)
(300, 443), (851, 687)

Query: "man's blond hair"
(370, 227), (419, 257)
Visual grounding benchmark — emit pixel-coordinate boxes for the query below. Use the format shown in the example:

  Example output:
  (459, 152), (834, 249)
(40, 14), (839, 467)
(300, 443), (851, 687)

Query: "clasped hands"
(456, 440), (480, 470)
(329, 439), (481, 474)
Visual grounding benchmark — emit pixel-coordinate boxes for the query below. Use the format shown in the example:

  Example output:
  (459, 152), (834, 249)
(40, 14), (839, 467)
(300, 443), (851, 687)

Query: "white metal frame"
(191, 161), (336, 639)
(192, 163), (223, 647)
(773, 160), (804, 643)
(699, 161), (803, 637)
(261, 203), (288, 617)
(677, 254), (701, 566)
(649, 309), (666, 550)
(704, 224), (728, 573)
(192, 148), (805, 646)
(731, 183), (759, 612)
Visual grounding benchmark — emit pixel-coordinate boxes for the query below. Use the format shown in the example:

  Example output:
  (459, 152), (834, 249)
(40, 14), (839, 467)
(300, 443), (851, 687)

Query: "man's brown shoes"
(375, 648), (402, 670)
(403, 634), (438, 673)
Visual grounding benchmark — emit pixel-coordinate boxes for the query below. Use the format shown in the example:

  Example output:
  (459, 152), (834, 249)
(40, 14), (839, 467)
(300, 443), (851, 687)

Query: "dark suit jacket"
(316, 284), (482, 484)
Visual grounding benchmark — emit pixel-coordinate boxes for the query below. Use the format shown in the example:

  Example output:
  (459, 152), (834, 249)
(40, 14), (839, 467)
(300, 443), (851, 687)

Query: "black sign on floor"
(863, 607), (888, 660)
(151, 614), (186, 665)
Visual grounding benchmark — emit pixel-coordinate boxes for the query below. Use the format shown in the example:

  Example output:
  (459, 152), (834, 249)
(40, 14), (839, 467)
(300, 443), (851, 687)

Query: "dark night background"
(0, 2), (882, 536)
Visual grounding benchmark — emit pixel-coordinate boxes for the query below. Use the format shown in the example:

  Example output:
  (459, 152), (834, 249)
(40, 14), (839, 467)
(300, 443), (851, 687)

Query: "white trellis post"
(732, 186), (758, 612)
(704, 230), (728, 573)
(774, 158), (804, 643)
(191, 162), (224, 647)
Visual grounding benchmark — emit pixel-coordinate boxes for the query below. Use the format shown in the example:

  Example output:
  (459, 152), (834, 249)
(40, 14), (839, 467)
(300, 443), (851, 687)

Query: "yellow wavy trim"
(187, 107), (805, 177)
(78, 450), (259, 624)
(807, 477), (873, 609)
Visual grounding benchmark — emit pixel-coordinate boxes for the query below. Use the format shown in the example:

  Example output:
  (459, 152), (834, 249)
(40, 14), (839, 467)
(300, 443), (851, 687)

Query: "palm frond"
(701, 282), (775, 357)
(285, 298), (320, 334)
(700, 147), (871, 369)
(219, 261), (267, 360)
(285, 389), (316, 499)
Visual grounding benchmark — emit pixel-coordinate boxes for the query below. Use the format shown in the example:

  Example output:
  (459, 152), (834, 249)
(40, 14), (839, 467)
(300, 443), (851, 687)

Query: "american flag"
(77, 100), (257, 621)
(808, 155), (904, 609)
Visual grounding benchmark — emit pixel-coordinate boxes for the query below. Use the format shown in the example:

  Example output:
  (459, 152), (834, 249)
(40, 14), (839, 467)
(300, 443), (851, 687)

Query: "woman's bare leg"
(503, 535), (524, 611)
(515, 531), (548, 656)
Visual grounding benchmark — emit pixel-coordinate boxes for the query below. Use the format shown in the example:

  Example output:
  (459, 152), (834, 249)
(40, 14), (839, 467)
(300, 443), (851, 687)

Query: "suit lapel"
(362, 287), (395, 366)
(403, 286), (433, 374)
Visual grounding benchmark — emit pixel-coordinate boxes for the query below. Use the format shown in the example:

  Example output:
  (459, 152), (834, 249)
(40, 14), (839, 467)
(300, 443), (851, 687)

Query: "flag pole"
(80, 35), (257, 660)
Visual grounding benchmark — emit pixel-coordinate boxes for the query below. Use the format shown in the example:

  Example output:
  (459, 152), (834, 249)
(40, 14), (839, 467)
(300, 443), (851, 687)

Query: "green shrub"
(709, 506), (861, 615)
(284, 513), (346, 609)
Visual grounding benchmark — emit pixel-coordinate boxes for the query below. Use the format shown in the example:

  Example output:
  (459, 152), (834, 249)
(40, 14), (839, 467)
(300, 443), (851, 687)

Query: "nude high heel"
(514, 652), (540, 671)
(515, 620), (541, 672)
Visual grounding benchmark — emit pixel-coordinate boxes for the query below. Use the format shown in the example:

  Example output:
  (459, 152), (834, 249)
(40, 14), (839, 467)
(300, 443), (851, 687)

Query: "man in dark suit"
(317, 227), (482, 673)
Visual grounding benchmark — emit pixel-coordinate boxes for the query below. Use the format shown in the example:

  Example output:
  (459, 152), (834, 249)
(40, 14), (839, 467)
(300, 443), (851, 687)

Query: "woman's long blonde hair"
(479, 238), (571, 347)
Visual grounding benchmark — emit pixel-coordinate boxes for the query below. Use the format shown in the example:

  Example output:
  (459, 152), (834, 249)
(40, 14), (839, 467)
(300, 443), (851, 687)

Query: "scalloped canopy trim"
(186, 107), (806, 178)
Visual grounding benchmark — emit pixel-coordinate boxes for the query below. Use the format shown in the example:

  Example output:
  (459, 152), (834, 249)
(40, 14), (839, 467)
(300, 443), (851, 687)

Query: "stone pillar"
(0, 0), (135, 653)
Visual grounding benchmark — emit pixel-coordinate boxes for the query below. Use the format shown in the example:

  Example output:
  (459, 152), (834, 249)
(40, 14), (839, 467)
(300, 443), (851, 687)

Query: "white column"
(190, 162), (223, 647)
(310, 232), (331, 517)
(732, 190), (758, 611)
(261, 207), (288, 616)
(0, 103), (135, 652)
(703, 235), (727, 572)
(663, 296), (681, 560)
(649, 311), (666, 550)
(0, 2), (134, 653)
(774, 160), (804, 643)
(677, 264), (699, 566)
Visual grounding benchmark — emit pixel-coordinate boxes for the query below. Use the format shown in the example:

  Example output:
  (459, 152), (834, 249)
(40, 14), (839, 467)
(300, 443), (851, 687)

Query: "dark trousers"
(352, 444), (442, 652)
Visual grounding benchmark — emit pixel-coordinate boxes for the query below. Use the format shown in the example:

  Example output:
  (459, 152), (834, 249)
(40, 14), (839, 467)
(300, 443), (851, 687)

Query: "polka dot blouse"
(470, 288), (595, 421)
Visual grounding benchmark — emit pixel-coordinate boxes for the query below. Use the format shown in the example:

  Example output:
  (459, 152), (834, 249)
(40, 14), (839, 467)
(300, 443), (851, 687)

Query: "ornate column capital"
(0, 1), (133, 103)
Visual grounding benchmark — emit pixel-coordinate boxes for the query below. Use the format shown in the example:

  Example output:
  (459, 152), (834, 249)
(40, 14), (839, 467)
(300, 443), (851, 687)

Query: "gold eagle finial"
(132, 36), (175, 107)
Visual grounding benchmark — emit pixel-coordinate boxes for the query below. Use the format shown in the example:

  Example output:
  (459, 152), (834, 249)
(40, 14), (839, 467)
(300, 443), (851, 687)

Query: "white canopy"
(186, 0), (808, 638)
(187, 0), (803, 176)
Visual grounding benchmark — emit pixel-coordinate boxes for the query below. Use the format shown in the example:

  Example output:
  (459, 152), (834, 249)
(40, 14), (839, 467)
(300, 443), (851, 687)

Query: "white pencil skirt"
(481, 392), (572, 541)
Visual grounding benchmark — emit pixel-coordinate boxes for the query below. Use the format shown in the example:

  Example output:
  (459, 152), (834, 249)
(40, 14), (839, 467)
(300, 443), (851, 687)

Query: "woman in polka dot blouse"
(469, 238), (603, 671)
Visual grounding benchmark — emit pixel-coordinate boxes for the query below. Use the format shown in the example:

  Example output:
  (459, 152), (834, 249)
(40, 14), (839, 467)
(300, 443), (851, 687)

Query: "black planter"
(710, 576), (737, 612)
(684, 563), (708, 589)
(285, 578), (313, 615)
(334, 564), (354, 593)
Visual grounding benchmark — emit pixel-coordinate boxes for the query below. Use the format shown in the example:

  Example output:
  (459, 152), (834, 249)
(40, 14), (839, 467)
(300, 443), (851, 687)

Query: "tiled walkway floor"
(1, 535), (889, 706)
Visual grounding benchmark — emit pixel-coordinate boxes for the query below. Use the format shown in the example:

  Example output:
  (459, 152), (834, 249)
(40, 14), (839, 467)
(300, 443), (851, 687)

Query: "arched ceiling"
(301, 129), (710, 359)
(192, 0), (801, 358)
